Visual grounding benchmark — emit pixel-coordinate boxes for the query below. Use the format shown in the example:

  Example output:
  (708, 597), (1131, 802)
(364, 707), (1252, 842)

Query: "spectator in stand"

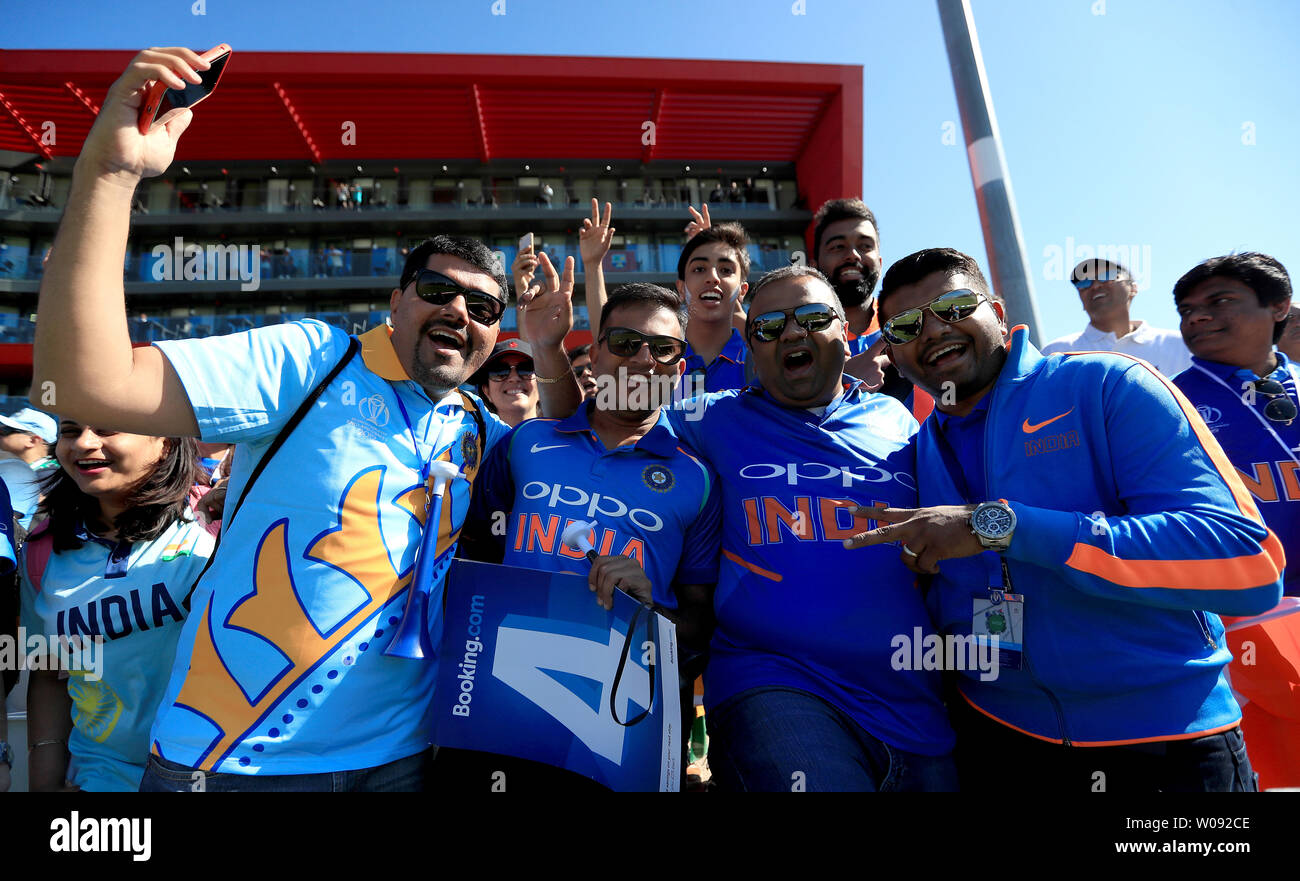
(473, 339), (540, 428)
(674, 222), (751, 394)
(22, 421), (214, 791)
(1278, 304), (1300, 362)
(855, 247), (1282, 792)
(567, 343), (598, 399)
(0, 407), (60, 530)
(33, 47), (582, 792)
(1041, 258), (1191, 377)
(456, 283), (720, 791)
(1171, 252), (1300, 790)
(667, 265), (957, 791)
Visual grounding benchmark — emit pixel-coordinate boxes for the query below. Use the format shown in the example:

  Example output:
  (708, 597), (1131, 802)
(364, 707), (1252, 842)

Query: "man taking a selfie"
(33, 47), (582, 791)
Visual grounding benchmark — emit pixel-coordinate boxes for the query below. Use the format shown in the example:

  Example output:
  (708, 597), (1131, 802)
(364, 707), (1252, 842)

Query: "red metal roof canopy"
(0, 50), (861, 171)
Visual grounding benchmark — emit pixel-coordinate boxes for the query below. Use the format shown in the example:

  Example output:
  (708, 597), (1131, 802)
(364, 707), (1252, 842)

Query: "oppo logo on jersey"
(520, 481), (665, 532)
(738, 462), (916, 491)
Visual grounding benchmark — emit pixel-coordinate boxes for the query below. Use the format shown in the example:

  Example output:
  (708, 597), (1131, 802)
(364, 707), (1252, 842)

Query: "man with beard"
(32, 47), (582, 791)
(849, 247), (1282, 792)
(813, 198), (926, 411)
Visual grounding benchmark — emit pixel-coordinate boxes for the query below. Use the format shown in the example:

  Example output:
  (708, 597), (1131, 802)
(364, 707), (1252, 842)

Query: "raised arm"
(517, 252), (583, 419)
(33, 48), (206, 437)
(579, 199), (614, 339)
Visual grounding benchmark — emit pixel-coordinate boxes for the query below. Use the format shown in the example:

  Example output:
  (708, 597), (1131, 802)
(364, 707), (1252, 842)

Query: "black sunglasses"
(1248, 378), (1298, 425)
(598, 327), (687, 364)
(487, 364), (535, 382)
(406, 268), (505, 326)
(747, 303), (842, 343)
(880, 289), (985, 345)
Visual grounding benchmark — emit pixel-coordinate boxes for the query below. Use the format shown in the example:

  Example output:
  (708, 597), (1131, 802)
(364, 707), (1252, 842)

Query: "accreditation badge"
(973, 590), (1024, 671)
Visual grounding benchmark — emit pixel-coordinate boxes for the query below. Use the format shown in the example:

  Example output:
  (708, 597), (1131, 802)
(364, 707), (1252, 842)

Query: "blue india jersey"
(149, 320), (510, 775)
(1175, 353), (1300, 596)
(668, 380), (955, 755)
(20, 517), (213, 791)
(680, 327), (748, 396)
(472, 403), (721, 606)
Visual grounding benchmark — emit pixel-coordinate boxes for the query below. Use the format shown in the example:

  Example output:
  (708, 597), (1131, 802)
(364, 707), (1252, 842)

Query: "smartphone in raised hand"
(137, 44), (232, 134)
(519, 232), (534, 252)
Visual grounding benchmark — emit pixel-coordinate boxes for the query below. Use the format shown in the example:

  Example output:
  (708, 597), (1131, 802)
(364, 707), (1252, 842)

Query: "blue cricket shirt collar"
(553, 401), (679, 457)
(1191, 351), (1297, 383)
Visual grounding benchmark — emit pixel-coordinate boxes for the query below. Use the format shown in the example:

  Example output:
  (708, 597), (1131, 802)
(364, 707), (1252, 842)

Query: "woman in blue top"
(22, 421), (213, 791)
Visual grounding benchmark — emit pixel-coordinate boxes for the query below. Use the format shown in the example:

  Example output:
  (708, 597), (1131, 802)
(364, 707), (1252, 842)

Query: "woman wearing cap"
(21, 420), (214, 791)
(473, 339), (541, 428)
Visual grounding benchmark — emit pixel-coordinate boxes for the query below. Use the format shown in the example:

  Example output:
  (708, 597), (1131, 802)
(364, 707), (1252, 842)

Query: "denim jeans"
(951, 697), (1258, 792)
(138, 748), (434, 792)
(705, 686), (958, 792)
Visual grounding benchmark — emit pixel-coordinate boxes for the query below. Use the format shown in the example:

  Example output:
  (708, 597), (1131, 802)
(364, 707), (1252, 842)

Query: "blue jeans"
(138, 748), (434, 792)
(705, 686), (958, 792)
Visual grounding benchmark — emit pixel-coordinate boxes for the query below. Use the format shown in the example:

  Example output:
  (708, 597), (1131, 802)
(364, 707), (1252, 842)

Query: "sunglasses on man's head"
(598, 327), (688, 364)
(406, 268), (505, 326)
(880, 289), (986, 345)
(747, 303), (841, 343)
(1247, 377), (1298, 425)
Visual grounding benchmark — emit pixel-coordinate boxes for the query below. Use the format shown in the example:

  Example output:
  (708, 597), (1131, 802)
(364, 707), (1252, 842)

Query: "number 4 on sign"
(493, 616), (652, 765)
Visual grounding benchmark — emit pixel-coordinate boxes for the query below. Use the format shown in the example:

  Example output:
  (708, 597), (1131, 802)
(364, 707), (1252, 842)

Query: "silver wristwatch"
(970, 500), (1017, 551)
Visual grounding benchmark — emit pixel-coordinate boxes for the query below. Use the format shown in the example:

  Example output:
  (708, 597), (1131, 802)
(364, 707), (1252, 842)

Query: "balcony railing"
(1, 244), (796, 284)
(2, 183), (798, 216)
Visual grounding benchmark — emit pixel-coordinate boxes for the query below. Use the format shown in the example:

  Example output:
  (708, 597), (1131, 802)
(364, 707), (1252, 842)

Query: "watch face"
(974, 504), (1015, 538)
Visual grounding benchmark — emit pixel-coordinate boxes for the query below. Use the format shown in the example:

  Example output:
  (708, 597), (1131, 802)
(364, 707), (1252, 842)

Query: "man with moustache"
(667, 265), (957, 791)
(848, 247), (1283, 792)
(32, 47), (582, 791)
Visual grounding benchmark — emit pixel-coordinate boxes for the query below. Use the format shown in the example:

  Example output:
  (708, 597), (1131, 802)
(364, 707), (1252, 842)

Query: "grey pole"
(937, 0), (1043, 345)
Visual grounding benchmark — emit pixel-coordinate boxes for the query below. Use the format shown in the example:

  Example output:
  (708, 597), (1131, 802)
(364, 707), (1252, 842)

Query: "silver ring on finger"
(901, 545), (918, 558)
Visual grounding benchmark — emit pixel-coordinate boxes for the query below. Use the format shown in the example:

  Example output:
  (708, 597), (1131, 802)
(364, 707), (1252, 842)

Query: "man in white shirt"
(1041, 258), (1191, 377)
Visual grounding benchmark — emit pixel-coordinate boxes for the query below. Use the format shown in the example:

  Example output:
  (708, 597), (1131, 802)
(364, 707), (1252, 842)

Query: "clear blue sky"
(5, 0), (1297, 343)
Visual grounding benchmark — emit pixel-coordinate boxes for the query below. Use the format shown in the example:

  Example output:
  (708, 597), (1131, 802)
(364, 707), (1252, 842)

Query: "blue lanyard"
(391, 384), (439, 486)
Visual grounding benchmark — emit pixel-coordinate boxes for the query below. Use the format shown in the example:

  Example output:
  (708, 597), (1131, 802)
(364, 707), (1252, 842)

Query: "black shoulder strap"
(183, 336), (359, 609)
